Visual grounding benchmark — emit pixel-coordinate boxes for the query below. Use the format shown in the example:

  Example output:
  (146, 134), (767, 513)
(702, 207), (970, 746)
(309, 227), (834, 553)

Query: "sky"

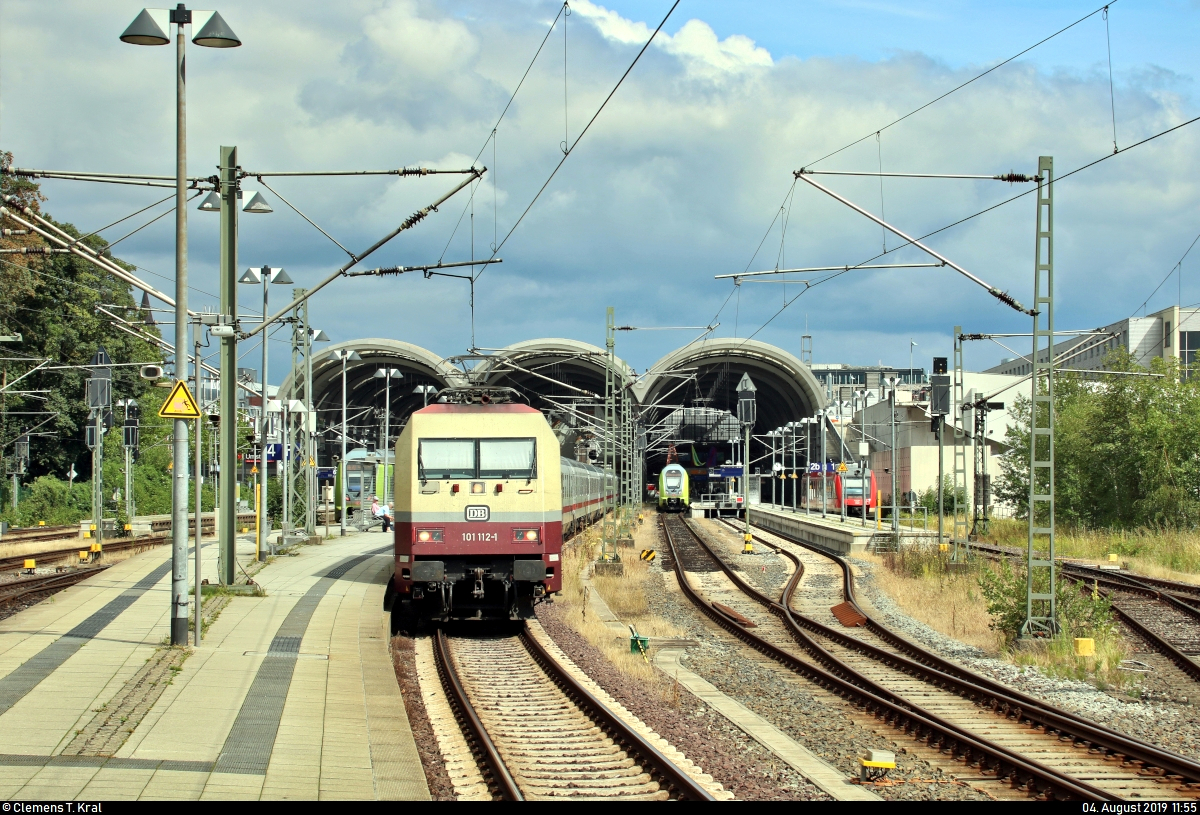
(2, 0), (1199, 380)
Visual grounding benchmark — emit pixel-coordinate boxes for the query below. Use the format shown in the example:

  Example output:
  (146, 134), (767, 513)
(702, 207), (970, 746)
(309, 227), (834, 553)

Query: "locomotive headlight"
(513, 528), (540, 542)
(416, 529), (444, 543)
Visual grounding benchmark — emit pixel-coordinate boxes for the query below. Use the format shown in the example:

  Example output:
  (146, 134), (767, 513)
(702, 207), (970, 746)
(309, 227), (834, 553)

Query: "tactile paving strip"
(0, 561), (172, 715)
(213, 548), (389, 775)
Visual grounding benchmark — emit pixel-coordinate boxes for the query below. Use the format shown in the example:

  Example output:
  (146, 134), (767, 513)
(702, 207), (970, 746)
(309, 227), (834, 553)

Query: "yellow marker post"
(876, 489), (881, 529)
(743, 533), (754, 555)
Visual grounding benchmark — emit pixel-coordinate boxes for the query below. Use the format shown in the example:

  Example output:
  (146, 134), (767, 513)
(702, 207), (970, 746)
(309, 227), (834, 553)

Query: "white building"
(984, 305), (1200, 379)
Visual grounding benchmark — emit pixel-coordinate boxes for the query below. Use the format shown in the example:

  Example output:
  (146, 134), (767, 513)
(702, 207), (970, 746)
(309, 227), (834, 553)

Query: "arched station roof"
(636, 338), (826, 436)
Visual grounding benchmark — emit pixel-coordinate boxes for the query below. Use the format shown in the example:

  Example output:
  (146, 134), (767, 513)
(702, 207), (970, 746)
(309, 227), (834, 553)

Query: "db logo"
(465, 505), (490, 522)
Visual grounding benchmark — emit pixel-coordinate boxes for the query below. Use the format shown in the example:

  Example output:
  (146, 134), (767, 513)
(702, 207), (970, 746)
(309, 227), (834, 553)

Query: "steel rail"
(969, 542), (1200, 682)
(517, 626), (717, 801)
(730, 519), (1200, 787)
(0, 535), (169, 573)
(660, 516), (1117, 801)
(433, 629), (523, 801)
(0, 567), (110, 604)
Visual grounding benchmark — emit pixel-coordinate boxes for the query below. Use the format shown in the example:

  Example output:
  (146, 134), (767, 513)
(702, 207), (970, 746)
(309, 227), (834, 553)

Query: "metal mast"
(600, 307), (619, 563)
(952, 325), (969, 559)
(1023, 156), (1057, 638)
(287, 288), (310, 537)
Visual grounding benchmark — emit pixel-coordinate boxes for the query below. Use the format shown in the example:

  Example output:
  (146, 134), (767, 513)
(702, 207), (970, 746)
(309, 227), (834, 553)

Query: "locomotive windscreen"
(418, 437), (537, 479)
(479, 438), (536, 479)
(843, 478), (865, 496)
(418, 439), (475, 479)
(665, 474), (682, 488)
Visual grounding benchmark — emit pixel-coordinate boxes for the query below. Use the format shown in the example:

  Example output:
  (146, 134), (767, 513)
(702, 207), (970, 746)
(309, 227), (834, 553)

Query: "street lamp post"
(414, 384), (437, 408)
(121, 4), (240, 642)
(819, 409), (828, 517)
(333, 349), (362, 536)
(374, 368), (403, 507)
(239, 265), (291, 560)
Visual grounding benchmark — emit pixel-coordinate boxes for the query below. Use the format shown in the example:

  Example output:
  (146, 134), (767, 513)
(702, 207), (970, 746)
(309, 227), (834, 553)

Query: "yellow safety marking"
(157, 380), (201, 419)
(640, 549), (656, 562)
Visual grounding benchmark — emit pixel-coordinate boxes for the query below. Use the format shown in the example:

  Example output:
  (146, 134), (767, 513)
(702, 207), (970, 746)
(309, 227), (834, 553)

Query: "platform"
(748, 505), (935, 555)
(0, 530), (428, 800)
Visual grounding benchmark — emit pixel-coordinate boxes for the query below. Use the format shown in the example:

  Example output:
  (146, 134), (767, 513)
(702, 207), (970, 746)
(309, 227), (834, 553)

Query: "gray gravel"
(653, 530), (990, 801)
(849, 556), (1200, 761)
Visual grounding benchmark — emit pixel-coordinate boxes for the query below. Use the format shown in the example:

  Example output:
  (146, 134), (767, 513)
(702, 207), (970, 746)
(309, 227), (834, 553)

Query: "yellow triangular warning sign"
(158, 380), (201, 419)
(250, 466), (258, 474)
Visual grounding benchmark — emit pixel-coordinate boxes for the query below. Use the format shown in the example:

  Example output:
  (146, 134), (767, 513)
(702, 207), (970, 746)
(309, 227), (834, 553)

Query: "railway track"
(971, 543), (1200, 682)
(432, 625), (714, 801)
(0, 566), (110, 605)
(0, 525), (78, 546)
(0, 534), (169, 573)
(661, 514), (1200, 800)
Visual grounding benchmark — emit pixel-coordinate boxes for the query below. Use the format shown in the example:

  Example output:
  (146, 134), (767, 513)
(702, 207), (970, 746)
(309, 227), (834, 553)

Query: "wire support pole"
(242, 170), (483, 340)
(793, 172), (1033, 315)
(1022, 156), (1058, 639)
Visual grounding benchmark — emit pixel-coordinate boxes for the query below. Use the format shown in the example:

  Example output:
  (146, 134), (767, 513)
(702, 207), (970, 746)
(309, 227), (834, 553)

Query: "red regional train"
(809, 465), (878, 515)
(389, 391), (610, 626)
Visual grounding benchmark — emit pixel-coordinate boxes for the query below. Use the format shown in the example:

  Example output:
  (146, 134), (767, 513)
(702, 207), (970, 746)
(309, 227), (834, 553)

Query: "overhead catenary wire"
(243, 170), (483, 339)
(730, 110), (1200, 347)
(473, 0), (682, 284)
(799, 1), (1121, 170)
(254, 176), (355, 259)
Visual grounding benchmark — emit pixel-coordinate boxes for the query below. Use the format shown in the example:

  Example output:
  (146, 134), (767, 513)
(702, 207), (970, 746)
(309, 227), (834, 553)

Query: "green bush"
(978, 559), (1116, 645)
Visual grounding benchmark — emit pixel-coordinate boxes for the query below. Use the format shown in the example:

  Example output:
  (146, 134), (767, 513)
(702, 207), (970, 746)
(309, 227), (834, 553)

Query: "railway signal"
(86, 349), (112, 557)
(737, 374), (756, 554)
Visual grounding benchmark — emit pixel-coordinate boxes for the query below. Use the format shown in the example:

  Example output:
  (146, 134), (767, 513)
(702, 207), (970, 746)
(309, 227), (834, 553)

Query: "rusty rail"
(723, 518), (1200, 791)
(664, 516), (1118, 801)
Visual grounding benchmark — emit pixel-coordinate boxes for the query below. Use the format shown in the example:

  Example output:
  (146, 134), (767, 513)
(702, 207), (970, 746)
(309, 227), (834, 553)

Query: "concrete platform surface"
(0, 531), (429, 801)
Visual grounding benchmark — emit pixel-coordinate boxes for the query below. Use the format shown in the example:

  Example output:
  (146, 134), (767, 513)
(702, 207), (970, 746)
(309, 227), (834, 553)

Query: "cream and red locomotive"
(390, 392), (609, 624)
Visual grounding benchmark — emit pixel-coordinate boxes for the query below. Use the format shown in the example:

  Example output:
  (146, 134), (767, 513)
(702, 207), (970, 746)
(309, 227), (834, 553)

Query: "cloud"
(1, 0), (1198, 377)
(570, 1), (773, 79)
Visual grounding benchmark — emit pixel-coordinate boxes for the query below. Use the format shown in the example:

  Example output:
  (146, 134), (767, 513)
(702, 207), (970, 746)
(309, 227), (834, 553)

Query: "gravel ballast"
(848, 555), (1200, 762)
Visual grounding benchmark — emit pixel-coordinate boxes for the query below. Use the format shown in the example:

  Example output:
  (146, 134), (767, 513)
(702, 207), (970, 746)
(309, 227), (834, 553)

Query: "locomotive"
(390, 390), (609, 625)
(657, 462), (690, 512)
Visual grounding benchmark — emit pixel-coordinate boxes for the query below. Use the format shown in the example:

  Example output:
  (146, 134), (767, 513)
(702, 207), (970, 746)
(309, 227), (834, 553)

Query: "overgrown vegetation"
(870, 545), (1135, 691)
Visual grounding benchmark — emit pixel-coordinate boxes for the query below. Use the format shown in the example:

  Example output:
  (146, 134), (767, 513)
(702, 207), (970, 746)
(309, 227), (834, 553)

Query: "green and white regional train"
(657, 463), (690, 512)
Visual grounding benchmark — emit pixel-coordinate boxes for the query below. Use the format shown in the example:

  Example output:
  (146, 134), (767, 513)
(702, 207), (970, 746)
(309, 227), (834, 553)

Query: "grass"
(556, 512), (685, 697)
(860, 548), (1001, 652)
(1010, 634), (1135, 691)
(984, 518), (1200, 585)
(863, 545), (1139, 693)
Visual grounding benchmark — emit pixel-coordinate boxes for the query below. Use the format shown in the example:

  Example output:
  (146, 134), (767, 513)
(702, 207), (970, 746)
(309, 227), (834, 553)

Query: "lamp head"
(269, 267), (292, 285)
(120, 9), (170, 46)
(238, 267), (262, 284)
(241, 191), (272, 213)
(197, 191), (221, 212)
(192, 10), (241, 47)
(310, 329), (331, 343)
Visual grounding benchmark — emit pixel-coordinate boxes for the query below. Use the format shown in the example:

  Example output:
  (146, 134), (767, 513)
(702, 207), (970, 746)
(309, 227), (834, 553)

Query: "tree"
(995, 349), (1200, 529)
(0, 151), (164, 484)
